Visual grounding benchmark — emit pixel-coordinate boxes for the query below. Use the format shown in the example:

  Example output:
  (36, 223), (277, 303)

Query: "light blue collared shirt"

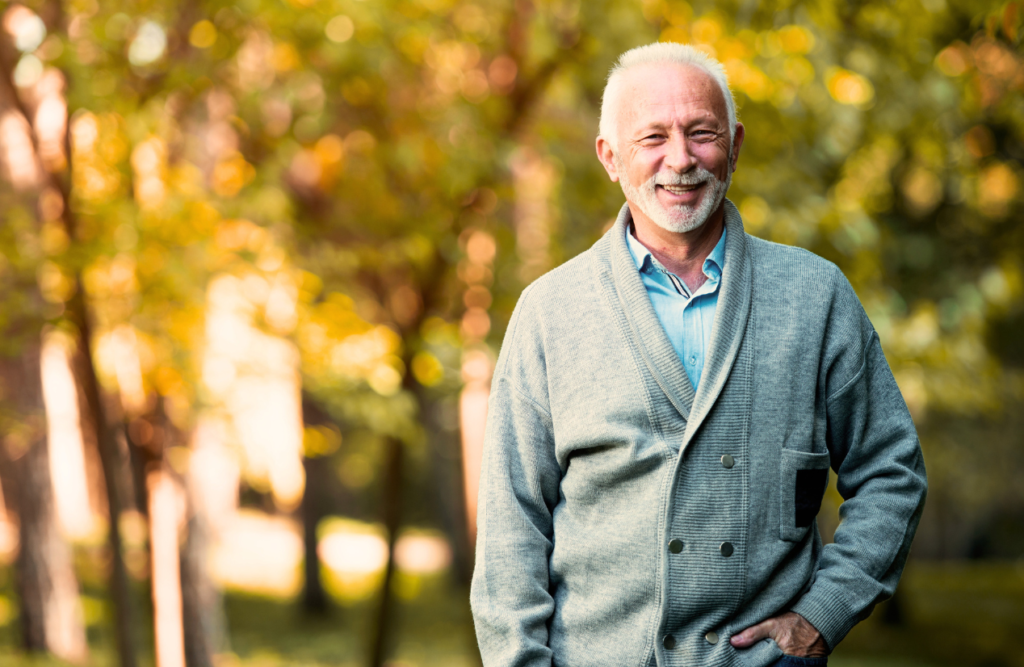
(626, 224), (726, 390)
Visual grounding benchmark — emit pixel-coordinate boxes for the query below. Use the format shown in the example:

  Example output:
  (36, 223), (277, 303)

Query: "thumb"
(730, 618), (775, 648)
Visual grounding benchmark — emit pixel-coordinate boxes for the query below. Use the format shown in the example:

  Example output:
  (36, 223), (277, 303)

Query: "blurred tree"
(1, 0), (1023, 665)
(298, 393), (339, 615)
(0, 345), (88, 664)
(0, 6), (140, 665)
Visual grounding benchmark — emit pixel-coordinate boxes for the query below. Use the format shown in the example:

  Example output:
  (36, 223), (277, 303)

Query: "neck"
(630, 204), (725, 289)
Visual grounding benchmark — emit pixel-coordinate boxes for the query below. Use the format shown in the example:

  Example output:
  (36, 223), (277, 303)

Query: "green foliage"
(5, 4), (1024, 666)
(2, 0), (1023, 548)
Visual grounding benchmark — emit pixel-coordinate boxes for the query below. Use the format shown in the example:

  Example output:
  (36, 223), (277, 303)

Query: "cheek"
(627, 153), (659, 182)
(696, 146), (730, 173)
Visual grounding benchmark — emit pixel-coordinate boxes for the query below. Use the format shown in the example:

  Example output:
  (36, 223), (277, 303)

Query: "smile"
(659, 183), (703, 195)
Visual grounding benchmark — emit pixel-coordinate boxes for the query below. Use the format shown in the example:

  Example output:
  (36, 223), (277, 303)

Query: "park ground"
(1, 557), (1023, 667)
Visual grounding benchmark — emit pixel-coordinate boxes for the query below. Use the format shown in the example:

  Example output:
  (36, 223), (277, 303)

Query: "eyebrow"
(634, 118), (722, 137)
(634, 123), (667, 137)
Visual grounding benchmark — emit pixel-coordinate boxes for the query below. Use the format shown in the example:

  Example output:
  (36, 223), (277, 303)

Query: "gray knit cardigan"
(470, 200), (927, 667)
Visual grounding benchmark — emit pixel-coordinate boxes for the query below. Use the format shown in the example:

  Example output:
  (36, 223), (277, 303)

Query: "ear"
(730, 122), (745, 172)
(595, 136), (621, 183)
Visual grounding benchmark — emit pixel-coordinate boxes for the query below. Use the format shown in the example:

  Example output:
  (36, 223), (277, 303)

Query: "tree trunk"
(301, 454), (330, 615)
(0, 343), (88, 663)
(133, 401), (226, 667)
(69, 305), (139, 667)
(416, 388), (472, 585)
(369, 436), (403, 667)
(148, 467), (186, 667)
(299, 393), (336, 615)
(0, 14), (137, 667)
(180, 486), (226, 667)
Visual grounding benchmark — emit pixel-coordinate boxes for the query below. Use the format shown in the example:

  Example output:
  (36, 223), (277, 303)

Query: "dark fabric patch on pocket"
(795, 468), (828, 527)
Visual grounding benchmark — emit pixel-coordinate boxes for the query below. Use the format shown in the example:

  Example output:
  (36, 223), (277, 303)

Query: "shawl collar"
(606, 203), (696, 421)
(682, 199), (752, 448)
(602, 200), (752, 437)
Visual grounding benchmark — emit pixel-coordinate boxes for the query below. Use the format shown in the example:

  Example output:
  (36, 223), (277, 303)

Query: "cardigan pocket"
(779, 449), (831, 542)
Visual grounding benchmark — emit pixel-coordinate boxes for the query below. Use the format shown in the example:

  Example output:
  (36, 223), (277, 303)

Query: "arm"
(735, 275), (927, 653)
(788, 323), (927, 650)
(470, 376), (561, 667)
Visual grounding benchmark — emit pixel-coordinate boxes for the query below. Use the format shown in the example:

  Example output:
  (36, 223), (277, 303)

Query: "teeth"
(662, 184), (700, 194)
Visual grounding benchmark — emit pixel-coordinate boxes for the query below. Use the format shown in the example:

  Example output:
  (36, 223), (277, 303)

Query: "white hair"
(598, 42), (737, 151)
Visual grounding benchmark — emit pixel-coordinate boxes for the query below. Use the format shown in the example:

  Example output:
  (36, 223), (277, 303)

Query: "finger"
(729, 619), (775, 648)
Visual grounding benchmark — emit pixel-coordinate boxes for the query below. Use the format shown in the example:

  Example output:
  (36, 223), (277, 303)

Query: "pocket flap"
(779, 450), (831, 541)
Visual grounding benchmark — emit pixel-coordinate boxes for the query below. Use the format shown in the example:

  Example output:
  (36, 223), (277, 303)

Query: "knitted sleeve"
(470, 289), (561, 667)
(791, 274), (928, 650)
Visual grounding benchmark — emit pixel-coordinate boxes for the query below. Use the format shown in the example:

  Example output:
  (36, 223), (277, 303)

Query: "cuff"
(790, 580), (862, 651)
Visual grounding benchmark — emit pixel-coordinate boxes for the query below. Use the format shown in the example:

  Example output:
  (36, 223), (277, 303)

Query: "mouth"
(659, 183), (703, 195)
(657, 182), (706, 202)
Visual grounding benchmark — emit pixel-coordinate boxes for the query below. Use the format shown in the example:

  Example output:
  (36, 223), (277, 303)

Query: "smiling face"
(597, 62), (744, 235)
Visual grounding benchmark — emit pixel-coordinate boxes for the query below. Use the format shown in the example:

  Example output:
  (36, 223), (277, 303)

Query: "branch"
(0, 25), (77, 238)
(501, 10), (585, 137)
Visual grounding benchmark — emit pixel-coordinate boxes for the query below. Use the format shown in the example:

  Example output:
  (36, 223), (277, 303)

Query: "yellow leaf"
(189, 20), (217, 49)
(826, 67), (874, 107)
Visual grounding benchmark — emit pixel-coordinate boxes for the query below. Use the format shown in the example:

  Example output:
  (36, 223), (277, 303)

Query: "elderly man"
(470, 42), (926, 667)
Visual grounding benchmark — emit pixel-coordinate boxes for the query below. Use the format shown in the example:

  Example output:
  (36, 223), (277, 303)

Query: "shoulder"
(507, 233), (610, 325)
(745, 233), (871, 339)
(744, 233), (859, 312)
(528, 236), (609, 299)
(745, 234), (845, 286)
(494, 235), (609, 378)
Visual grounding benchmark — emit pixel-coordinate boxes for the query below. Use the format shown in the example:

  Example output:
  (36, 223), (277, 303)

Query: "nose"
(664, 134), (698, 173)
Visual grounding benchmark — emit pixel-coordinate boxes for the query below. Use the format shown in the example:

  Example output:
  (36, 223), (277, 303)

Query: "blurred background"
(0, 0), (1022, 665)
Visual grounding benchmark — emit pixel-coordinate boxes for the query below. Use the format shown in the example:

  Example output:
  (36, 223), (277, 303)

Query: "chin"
(646, 180), (729, 234)
(646, 198), (717, 233)
(651, 212), (709, 234)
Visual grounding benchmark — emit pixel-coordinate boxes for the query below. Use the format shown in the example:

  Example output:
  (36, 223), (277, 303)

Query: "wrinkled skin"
(730, 611), (829, 657)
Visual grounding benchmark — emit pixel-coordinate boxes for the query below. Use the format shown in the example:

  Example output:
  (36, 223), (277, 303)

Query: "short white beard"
(615, 157), (731, 234)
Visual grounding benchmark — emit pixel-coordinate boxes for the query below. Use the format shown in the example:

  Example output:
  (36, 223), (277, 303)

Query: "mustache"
(652, 169), (716, 187)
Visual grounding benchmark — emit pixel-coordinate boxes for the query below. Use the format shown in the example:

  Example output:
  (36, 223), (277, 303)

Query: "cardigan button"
(668, 539), (683, 554)
(663, 634), (676, 650)
(705, 631), (719, 645)
(721, 454), (735, 468)
(720, 542), (734, 557)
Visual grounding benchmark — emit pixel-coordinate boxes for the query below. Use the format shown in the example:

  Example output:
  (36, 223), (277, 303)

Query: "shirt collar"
(704, 225), (726, 280)
(625, 222), (727, 280)
(625, 223), (655, 272)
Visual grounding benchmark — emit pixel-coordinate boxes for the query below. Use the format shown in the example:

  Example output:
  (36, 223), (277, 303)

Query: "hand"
(730, 611), (828, 657)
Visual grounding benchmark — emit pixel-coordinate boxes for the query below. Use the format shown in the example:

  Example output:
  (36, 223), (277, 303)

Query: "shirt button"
(720, 542), (734, 557)
(705, 631), (719, 645)
(721, 454), (735, 469)
(668, 539), (683, 554)
(689, 356), (696, 365)
(663, 634), (676, 650)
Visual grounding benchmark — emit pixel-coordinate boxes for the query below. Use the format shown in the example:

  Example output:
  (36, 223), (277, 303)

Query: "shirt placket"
(652, 265), (701, 387)
(684, 297), (701, 381)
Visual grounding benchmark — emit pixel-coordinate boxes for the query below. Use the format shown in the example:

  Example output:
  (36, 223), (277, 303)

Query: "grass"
(831, 561), (1024, 667)
(0, 567), (478, 667)
(1, 559), (1023, 666)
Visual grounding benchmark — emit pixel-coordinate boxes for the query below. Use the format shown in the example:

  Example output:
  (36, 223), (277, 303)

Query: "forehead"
(618, 62), (728, 132)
